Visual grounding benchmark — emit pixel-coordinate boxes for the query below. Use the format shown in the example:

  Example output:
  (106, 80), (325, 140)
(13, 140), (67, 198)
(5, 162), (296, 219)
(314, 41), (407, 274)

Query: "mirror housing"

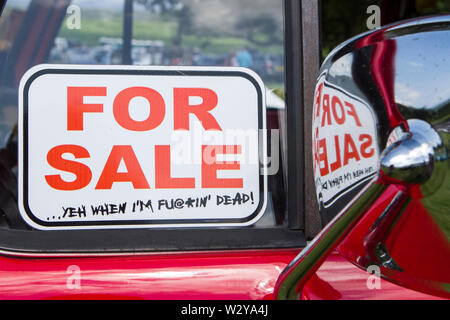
(276, 15), (450, 299)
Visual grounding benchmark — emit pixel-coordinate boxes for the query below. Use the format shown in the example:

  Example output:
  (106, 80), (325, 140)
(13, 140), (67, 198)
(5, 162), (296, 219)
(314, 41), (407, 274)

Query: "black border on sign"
(21, 68), (266, 229)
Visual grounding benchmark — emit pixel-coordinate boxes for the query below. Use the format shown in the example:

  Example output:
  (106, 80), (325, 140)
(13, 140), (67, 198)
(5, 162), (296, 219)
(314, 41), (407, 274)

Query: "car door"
(0, 0), (315, 299)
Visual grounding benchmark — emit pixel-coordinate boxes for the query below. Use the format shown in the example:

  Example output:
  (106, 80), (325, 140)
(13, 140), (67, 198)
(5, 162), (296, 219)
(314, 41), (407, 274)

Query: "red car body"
(0, 1), (448, 301)
(0, 249), (298, 300)
(0, 248), (442, 300)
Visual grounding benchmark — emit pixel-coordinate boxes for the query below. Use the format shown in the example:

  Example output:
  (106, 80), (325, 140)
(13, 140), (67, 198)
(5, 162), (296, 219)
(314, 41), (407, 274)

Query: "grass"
(58, 15), (284, 55)
(421, 131), (450, 241)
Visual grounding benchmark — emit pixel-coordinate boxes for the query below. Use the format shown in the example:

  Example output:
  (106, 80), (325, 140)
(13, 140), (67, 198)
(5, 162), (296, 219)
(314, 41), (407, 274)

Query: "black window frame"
(0, 0), (322, 254)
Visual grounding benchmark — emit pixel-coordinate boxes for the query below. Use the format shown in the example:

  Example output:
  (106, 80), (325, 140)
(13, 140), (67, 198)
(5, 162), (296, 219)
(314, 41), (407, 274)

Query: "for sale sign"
(312, 73), (379, 217)
(19, 65), (267, 230)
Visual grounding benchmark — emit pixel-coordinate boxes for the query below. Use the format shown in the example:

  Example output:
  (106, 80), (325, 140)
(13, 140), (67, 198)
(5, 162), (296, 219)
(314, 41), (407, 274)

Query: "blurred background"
(321, 0), (450, 58)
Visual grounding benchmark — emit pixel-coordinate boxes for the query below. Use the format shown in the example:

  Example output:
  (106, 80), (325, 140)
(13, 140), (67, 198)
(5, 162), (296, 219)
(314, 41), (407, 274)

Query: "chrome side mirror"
(276, 16), (450, 299)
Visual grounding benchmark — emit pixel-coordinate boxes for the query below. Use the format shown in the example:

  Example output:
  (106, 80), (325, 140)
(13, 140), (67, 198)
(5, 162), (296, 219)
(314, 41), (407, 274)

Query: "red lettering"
(174, 88), (222, 131)
(155, 145), (195, 189)
(318, 138), (329, 176)
(345, 102), (362, 127)
(113, 87), (166, 131)
(321, 94), (331, 127)
(359, 134), (375, 158)
(330, 135), (342, 172)
(95, 145), (150, 189)
(331, 96), (345, 125)
(202, 145), (242, 188)
(314, 83), (323, 121)
(45, 145), (92, 191)
(313, 127), (320, 173)
(343, 134), (361, 165)
(67, 87), (106, 131)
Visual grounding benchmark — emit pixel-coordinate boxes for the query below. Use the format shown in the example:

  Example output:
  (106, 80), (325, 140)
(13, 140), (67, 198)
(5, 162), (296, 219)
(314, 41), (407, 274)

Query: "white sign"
(19, 65), (267, 230)
(312, 74), (379, 209)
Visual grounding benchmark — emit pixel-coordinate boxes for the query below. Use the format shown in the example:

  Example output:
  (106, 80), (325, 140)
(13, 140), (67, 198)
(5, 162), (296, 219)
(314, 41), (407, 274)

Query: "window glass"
(321, 0), (450, 59)
(49, 0), (285, 91)
(0, 0), (288, 232)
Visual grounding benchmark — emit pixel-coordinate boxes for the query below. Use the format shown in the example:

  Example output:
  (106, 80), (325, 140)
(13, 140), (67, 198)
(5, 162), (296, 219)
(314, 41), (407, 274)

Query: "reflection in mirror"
(276, 15), (450, 300)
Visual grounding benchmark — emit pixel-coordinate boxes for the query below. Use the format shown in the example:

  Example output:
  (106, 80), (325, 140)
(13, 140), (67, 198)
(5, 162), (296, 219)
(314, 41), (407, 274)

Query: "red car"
(0, 0), (447, 301)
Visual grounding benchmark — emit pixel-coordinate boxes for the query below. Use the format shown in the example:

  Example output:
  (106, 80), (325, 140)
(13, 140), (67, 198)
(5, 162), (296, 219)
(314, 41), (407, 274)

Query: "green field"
(422, 130), (450, 241)
(58, 15), (284, 55)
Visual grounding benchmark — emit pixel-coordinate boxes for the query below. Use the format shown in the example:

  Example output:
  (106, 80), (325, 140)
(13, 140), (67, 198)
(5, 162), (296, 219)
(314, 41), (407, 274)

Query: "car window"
(0, 0), (299, 250)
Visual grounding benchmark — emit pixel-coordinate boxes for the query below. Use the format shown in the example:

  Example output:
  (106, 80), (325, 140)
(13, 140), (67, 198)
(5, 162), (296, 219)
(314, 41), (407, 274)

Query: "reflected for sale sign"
(312, 73), (379, 214)
(18, 65), (267, 230)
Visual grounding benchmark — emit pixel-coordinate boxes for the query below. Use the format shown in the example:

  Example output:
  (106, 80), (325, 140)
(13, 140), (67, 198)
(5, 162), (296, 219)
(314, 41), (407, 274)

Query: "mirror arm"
(275, 177), (386, 299)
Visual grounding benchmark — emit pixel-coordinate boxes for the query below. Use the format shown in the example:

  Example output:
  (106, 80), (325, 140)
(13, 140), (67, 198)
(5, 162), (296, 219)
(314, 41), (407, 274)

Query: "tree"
(136, 0), (192, 45)
(235, 14), (282, 46)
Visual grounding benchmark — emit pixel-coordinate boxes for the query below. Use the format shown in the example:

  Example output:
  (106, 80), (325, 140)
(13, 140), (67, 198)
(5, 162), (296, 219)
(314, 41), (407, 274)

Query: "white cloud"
(328, 54), (353, 78)
(395, 82), (421, 106)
